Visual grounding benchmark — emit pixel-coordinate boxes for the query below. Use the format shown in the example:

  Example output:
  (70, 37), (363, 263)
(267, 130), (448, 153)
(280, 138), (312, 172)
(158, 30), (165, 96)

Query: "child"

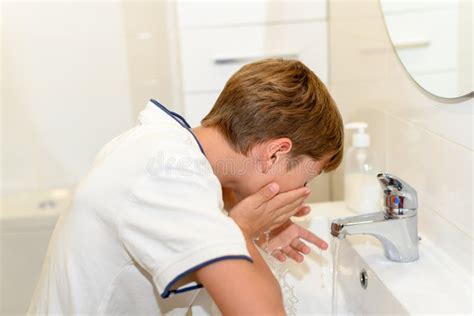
(29, 59), (343, 315)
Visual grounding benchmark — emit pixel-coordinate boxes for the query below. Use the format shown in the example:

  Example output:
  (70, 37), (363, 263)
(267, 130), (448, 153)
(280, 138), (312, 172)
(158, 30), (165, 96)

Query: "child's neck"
(192, 126), (244, 189)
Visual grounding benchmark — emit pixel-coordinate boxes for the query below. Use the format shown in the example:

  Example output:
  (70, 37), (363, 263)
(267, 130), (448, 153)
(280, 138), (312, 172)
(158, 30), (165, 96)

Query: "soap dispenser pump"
(344, 122), (382, 213)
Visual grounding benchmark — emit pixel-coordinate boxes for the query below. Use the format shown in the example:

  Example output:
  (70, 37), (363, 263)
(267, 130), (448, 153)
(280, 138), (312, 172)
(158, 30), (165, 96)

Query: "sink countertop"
(302, 201), (473, 315)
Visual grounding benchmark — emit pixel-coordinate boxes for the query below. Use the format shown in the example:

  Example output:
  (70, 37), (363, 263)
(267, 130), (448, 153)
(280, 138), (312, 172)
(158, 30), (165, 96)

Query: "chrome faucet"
(331, 173), (419, 262)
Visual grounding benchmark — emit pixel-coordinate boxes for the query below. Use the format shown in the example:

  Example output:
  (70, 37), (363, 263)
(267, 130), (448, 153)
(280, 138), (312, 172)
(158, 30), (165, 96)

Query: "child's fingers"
(271, 249), (287, 262)
(299, 228), (328, 250)
(293, 205), (311, 217)
(271, 200), (308, 228)
(282, 246), (304, 263)
(250, 182), (280, 208)
(291, 238), (311, 255)
(267, 187), (311, 214)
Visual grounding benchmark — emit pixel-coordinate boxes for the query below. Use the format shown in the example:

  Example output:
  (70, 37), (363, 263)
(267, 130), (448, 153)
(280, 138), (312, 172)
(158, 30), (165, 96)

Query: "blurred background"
(1, 0), (472, 314)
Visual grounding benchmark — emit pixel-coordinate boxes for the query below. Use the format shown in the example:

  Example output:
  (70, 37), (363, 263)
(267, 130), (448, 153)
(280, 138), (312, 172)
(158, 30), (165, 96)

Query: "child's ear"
(259, 138), (293, 174)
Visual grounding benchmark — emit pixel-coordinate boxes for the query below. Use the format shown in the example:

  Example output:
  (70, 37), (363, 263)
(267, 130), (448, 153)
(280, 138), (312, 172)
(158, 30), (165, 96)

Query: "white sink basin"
(277, 202), (472, 315)
(280, 205), (406, 315)
(334, 237), (408, 315)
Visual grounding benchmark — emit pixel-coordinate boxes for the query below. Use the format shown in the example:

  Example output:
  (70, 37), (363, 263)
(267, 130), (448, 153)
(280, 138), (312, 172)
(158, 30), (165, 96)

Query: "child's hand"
(222, 186), (239, 211)
(228, 183), (311, 239)
(255, 219), (328, 262)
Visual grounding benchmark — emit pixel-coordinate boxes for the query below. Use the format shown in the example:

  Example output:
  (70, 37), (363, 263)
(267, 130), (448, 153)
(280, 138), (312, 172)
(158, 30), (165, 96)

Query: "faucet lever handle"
(377, 173), (418, 217)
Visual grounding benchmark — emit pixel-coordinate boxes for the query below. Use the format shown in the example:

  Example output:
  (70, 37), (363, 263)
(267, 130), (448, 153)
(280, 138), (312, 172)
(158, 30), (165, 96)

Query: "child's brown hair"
(202, 58), (344, 172)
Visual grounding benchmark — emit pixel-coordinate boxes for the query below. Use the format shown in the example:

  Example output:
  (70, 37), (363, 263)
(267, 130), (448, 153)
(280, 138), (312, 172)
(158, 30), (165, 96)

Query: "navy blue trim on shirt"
(161, 255), (253, 298)
(149, 99), (206, 155)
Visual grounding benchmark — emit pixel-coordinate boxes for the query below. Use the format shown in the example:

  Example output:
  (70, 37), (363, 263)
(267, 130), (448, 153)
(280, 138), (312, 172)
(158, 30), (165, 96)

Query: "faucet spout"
(331, 211), (419, 262)
(331, 212), (386, 239)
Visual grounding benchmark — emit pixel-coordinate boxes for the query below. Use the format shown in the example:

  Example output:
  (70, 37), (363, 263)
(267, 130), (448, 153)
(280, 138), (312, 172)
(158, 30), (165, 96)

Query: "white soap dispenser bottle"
(344, 122), (382, 213)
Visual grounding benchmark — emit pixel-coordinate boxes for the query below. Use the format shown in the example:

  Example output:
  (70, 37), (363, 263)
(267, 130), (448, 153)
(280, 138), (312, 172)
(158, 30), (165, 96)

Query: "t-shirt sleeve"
(117, 152), (252, 299)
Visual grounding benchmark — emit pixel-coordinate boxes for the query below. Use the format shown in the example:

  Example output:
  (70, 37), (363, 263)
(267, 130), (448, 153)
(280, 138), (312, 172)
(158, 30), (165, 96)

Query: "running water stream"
(256, 226), (343, 316)
(331, 237), (341, 316)
(256, 231), (299, 316)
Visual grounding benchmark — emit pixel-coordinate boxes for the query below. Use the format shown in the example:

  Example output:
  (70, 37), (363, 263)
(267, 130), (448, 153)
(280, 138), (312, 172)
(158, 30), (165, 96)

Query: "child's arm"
(196, 183), (311, 314)
(195, 237), (285, 315)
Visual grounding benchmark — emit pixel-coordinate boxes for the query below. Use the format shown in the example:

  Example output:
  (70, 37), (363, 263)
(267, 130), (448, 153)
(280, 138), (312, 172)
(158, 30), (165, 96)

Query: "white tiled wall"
(1, 2), (178, 196)
(121, 1), (182, 117)
(328, 0), (473, 274)
(1, 2), (132, 196)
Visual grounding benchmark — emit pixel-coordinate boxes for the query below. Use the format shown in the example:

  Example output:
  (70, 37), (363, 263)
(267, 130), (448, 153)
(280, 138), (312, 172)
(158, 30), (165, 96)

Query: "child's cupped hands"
(254, 219), (328, 262)
(228, 182), (328, 262)
(228, 182), (309, 238)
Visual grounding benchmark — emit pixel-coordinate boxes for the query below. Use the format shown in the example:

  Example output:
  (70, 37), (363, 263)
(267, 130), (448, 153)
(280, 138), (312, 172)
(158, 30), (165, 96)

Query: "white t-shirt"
(28, 99), (251, 315)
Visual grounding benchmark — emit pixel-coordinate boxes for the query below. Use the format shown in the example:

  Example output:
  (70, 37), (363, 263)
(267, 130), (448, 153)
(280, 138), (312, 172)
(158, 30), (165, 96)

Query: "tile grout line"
(419, 197), (473, 241)
(369, 106), (473, 152)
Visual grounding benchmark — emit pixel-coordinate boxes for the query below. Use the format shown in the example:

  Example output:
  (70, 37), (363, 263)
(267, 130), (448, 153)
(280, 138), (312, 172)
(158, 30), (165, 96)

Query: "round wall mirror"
(379, 1), (472, 99)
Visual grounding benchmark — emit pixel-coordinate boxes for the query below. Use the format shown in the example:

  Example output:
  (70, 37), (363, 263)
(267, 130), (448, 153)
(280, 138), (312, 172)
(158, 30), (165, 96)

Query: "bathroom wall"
(173, 0), (331, 203)
(1, 0), (330, 202)
(328, 0), (472, 275)
(1, 1), (176, 196)
(121, 1), (182, 117)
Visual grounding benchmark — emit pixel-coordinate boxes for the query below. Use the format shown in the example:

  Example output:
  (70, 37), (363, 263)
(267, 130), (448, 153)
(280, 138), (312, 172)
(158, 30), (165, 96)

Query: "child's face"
(233, 155), (326, 199)
(270, 156), (324, 193)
